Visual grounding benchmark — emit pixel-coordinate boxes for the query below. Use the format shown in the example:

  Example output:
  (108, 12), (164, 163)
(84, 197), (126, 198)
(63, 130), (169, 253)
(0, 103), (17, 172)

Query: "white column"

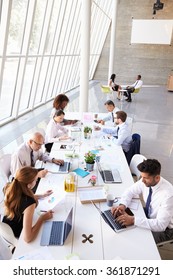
(79, 0), (91, 116)
(108, 0), (118, 80)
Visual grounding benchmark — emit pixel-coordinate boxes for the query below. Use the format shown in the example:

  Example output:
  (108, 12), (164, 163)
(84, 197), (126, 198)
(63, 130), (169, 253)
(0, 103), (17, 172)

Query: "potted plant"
(84, 151), (96, 171)
(83, 126), (92, 139)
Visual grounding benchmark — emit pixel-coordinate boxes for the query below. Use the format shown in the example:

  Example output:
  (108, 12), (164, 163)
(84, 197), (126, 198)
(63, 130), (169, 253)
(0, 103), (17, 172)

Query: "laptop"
(40, 208), (73, 246)
(97, 161), (122, 183)
(46, 161), (71, 174)
(92, 202), (135, 232)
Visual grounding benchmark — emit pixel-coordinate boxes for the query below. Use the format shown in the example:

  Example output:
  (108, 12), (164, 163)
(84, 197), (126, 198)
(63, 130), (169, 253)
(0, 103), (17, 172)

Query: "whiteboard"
(131, 19), (173, 44)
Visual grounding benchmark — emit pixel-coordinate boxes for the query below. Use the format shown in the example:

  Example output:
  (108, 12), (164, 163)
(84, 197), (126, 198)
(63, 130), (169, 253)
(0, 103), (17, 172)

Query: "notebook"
(92, 202), (135, 232)
(97, 162), (122, 183)
(40, 208), (73, 246)
(46, 161), (71, 174)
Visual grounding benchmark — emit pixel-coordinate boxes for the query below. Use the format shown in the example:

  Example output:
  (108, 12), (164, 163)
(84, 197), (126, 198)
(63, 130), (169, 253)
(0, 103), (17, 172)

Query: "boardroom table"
(13, 119), (160, 260)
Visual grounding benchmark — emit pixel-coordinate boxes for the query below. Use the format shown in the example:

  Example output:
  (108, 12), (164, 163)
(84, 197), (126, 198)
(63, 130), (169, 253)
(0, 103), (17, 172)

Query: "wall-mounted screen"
(131, 19), (173, 45)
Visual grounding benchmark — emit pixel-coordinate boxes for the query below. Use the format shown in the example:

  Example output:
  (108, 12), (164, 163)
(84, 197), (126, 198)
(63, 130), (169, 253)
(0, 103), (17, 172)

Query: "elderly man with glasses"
(10, 132), (64, 192)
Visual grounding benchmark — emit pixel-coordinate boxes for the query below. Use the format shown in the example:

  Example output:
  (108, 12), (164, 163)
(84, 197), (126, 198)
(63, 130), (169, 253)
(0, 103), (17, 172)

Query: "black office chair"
(125, 133), (141, 165)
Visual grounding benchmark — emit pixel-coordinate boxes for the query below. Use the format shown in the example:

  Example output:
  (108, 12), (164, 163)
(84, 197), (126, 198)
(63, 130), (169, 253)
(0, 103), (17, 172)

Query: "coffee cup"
(106, 194), (117, 207)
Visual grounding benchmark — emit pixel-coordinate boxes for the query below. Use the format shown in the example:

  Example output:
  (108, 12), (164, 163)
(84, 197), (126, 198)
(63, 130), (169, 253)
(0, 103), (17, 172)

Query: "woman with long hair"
(108, 73), (122, 100)
(2, 166), (53, 243)
(51, 93), (78, 125)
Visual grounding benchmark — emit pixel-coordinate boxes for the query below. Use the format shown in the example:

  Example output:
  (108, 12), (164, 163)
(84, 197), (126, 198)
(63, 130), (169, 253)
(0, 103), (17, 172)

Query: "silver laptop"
(46, 161), (71, 174)
(97, 161), (122, 183)
(92, 202), (135, 232)
(40, 208), (73, 246)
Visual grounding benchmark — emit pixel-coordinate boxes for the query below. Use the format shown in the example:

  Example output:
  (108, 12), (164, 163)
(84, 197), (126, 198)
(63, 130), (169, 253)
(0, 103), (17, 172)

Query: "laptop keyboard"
(59, 162), (70, 172)
(49, 222), (63, 245)
(104, 209), (126, 230)
(103, 170), (114, 181)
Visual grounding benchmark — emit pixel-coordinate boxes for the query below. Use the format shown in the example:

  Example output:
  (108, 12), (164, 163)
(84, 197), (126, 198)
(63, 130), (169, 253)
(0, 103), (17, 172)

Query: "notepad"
(78, 186), (106, 204)
(73, 168), (90, 177)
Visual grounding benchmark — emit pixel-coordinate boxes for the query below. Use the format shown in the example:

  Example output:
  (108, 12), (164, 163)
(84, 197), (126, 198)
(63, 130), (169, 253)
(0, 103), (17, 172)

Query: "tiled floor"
(1, 80), (173, 259)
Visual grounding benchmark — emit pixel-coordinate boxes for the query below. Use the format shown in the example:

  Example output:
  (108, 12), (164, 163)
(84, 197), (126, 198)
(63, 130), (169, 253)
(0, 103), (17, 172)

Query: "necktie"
(114, 126), (119, 139)
(30, 150), (35, 167)
(111, 112), (114, 122)
(145, 187), (152, 218)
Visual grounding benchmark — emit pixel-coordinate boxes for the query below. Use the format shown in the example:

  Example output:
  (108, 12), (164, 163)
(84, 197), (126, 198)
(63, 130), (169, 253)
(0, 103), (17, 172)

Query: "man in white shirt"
(96, 111), (132, 153)
(97, 100), (120, 126)
(111, 159), (173, 244)
(125, 74), (143, 102)
(10, 132), (64, 191)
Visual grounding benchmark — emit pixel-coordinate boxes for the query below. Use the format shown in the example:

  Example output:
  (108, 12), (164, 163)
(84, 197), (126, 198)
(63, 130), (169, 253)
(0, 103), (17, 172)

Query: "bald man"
(10, 132), (64, 181)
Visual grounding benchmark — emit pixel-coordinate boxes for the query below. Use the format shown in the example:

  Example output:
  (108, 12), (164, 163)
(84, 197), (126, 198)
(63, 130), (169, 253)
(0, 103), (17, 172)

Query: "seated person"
(124, 74), (143, 102)
(108, 73), (122, 100)
(111, 159), (173, 244)
(10, 132), (64, 192)
(2, 167), (53, 242)
(51, 93), (78, 125)
(95, 111), (132, 153)
(97, 100), (120, 126)
(45, 109), (70, 153)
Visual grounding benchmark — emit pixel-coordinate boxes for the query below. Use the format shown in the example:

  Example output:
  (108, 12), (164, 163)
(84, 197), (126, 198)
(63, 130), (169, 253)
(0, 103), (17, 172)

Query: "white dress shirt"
(131, 79), (143, 89)
(45, 119), (68, 144)
(102, 107), (120, 125)
(10, 142), (53, 177)
(120, 177), (173, 232)
(102, 122), (132, 152)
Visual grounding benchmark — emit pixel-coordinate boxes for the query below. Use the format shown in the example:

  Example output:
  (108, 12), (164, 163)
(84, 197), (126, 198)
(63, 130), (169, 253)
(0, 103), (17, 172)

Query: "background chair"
(125, 133), (141, 165)
(0, 221), (18, 254)
(130, 154), (147, 181)
(0, 235), (13, 259)
(100, 85), (114, 101)
(0, 154), (12, 219)
(0, 154), (12, 182)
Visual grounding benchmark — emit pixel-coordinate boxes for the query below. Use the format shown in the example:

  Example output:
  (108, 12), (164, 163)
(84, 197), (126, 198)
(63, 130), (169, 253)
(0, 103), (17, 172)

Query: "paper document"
(78, 186), (106, 204)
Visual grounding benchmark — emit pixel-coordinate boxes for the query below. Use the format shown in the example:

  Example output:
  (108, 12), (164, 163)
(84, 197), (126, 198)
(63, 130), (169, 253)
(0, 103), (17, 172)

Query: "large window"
(0, 0), (112, 125)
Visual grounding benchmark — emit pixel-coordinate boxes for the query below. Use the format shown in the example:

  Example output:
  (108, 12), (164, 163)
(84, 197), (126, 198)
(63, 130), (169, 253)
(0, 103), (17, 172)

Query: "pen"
(40, 210), (54, 213)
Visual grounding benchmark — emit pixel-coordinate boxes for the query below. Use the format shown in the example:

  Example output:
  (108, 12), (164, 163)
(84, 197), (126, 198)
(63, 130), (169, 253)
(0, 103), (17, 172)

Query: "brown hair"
(53, 94), (69, 110)
(116, 111), (127, 122)
(3, 167), (38, 219)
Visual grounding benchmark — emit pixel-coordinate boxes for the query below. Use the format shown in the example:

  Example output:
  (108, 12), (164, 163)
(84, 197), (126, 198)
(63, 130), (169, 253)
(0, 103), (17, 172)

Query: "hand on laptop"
(52, 158), (64, 165)
(115, 212), (134, 227)
(111, 204), (126, 217)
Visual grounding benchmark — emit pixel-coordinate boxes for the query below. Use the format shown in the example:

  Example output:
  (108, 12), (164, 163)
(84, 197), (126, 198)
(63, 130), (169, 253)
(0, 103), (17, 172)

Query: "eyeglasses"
(32, 140), (44, 146)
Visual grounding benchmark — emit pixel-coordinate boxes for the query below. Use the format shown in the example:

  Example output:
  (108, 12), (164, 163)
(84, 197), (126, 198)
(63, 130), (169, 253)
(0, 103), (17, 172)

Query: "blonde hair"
(3, 167), (38, 220)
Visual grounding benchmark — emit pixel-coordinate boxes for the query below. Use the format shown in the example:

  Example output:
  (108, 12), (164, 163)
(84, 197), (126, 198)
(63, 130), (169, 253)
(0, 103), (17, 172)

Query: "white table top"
(13, 125), (160, 260)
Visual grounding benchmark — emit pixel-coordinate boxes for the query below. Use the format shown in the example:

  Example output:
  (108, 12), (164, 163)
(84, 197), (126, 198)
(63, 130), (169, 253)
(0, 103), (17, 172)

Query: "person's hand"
(100, 120), (105, 125)
(42, 190), (53, 198)
(94, 126), (101, 131)
(41, 210), (53, 221)
(115, 212), (134, 227)
(59, 135), (70, 141)
(38, 169), (48, 178)
(52, 158), (64, 165)
(111, 204), (126, 217)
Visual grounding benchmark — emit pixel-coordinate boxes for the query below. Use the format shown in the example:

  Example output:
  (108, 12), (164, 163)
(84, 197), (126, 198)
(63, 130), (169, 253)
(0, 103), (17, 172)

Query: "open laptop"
(40, 208), (73, 246)
(92, 202), (135, 232)
(46, 161), (71, 174)
(97, 161), (122, 183)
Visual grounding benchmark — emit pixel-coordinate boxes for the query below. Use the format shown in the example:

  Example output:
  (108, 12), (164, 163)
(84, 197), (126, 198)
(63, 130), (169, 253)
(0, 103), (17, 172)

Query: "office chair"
(0, 235), (13, 259)
(130, 154), (147, 181)
(0, 154), (12, 182)
(100, 85), (114, 100)
(157, 239), (173, 248)
(125, 133), (141, 165)
(0, 221), (18, 253)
